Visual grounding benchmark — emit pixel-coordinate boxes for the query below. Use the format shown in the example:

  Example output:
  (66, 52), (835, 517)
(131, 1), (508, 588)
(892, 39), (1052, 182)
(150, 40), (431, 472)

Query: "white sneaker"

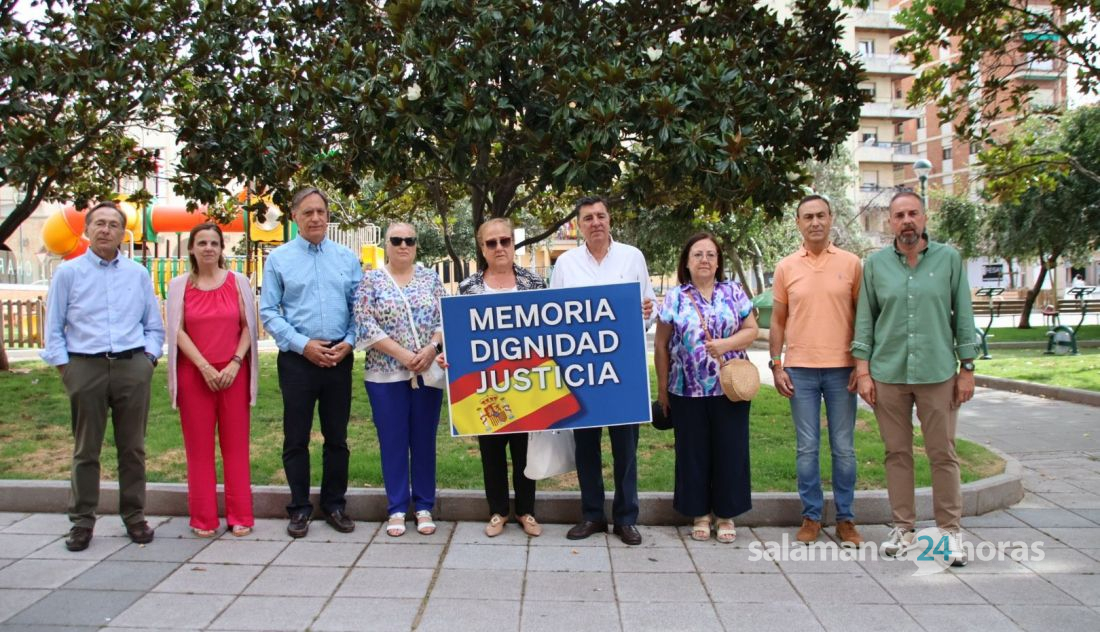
(881, 527), (916, 557)
(944, 529), (968, 567)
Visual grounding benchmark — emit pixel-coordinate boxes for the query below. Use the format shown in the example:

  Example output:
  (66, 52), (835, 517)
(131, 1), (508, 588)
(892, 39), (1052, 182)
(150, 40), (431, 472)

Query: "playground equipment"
(1045, 286), (1095, 356)
(974, 287), (1005, 360)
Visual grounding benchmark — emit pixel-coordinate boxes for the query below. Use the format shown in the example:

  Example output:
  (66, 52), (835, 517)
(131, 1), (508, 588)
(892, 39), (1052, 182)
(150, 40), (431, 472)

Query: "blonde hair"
(477, 217), (514, 247)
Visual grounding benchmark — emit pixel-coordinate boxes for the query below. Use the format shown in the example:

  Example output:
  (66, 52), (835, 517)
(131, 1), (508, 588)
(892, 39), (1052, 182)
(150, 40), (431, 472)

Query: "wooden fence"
(1, 299), (45, 348)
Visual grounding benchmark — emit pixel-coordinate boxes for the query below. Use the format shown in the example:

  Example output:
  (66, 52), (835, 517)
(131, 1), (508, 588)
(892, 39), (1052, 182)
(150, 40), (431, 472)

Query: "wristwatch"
(434, 341), (443, 354)
(960, 360), (975, 372)
(144, 352), (158, 367)
(768, 357), (782, 371)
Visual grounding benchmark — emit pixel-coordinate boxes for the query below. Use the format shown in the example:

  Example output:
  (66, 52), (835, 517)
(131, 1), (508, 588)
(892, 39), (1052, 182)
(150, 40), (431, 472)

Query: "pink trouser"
(178, 360), (253, 530)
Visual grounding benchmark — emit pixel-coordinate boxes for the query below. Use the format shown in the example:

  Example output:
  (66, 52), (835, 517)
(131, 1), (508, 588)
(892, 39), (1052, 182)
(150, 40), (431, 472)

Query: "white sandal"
(386, 512), (406, 537)
(415, 510), (436, 535)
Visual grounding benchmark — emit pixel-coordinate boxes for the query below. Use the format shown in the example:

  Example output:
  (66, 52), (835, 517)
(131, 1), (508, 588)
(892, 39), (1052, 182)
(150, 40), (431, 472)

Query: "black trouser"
(670, 394), (752, 519)
(575, 424), (640, 525)
(277, 349), (352, 517)
(478, 433), (536, 517)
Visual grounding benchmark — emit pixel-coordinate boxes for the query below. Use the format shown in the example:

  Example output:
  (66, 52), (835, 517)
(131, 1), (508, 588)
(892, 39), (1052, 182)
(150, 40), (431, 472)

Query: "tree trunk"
(1019, 259), (1048, 329)
(1004, 258), (1016, 288)
(748, 237), (766, 293)
(727, 248), (754, 300)
(0, 337), (8, 372)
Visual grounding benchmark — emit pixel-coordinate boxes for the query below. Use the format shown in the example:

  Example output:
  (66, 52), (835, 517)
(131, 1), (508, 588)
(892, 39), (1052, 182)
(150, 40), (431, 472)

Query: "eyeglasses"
(389, 236), (417, 247)
(690, 252), (718, 260)
(484, 237), (513, 249)
(90, 220), (124, 231)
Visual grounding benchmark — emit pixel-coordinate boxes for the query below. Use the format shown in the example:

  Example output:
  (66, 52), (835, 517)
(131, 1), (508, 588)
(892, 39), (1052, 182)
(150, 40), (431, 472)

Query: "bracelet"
(230, 355), (243, 365)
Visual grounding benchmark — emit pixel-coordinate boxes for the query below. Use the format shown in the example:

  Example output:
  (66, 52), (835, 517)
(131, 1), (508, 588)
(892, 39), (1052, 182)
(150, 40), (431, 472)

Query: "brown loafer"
(65, 526), (93, 552)
(485, 514), (507, 537)
(324, 509), (356, 533)
(287, 512), (310, 538)
(613, 524), (642, 546)
(126, 521), (154, 544)
(796, 517), (821, 544)
(566, 520), (608, 540)
(518, 514), (542, 537)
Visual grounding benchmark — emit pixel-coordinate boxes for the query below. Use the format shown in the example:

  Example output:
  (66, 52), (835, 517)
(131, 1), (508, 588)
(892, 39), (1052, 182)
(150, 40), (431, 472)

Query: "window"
(895, 88), (903, 99)
(858, 40), (875, 56)
(895, 122), (904, 135)
(943, 147), (953, 160)
(917, 117), (925, 129)
(862, 171), (879, 189)
(970, 141), (982, 154)
(861, 129), (879, 144)
(858, 82), (876, 99)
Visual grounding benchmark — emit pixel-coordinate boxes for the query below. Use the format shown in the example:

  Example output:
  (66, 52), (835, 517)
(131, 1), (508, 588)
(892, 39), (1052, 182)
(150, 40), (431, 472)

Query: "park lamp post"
(914, 158), (932, 201)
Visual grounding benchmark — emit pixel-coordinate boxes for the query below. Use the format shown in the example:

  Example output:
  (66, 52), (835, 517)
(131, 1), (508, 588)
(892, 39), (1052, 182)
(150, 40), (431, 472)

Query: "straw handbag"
(688, 290), (760, 402)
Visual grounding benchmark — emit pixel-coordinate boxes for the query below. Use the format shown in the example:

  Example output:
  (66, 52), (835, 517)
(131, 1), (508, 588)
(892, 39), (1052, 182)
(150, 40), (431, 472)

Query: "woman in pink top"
(166, 223), (259, 537)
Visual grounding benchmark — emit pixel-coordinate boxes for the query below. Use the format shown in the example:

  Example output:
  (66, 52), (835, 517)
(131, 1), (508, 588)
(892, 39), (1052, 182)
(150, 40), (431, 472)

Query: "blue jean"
(365, 378), (443, 515)
(786, 367), (857, 522)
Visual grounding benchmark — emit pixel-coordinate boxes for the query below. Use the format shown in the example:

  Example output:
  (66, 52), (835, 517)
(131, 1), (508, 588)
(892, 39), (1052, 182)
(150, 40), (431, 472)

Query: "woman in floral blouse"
(354, 223), (446, 537)
(654, 232), (759, 543)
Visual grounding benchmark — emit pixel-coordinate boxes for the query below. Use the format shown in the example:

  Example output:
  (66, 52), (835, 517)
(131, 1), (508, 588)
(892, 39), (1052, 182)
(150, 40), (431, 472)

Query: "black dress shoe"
(65, 526), (93, 551)
(324, 509), (356, 533)
(126, 521), (155, 544)
(566, 520), (608, 540)
(614, 524), (642, 546)
(287, 512), (310, 538)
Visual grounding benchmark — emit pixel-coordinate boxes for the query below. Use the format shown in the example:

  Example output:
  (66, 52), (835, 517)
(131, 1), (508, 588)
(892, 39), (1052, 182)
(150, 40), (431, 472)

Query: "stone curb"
(976, 374), (1100, 407)
(982, 340), (1100, 349)
(0, 450), (1022, 526)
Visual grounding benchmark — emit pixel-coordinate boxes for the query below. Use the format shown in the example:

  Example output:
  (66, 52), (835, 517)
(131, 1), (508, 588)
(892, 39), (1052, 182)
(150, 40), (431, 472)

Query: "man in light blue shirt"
(260, 186), (362, 537)
(40, 201), (165, 552)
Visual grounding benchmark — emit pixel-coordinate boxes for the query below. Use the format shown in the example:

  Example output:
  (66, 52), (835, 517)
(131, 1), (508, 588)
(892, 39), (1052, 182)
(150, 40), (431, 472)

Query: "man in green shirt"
(851, 191), (979, 567)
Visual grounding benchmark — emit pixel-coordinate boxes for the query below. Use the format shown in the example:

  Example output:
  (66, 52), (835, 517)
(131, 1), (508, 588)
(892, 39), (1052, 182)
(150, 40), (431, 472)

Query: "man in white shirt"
(550, 195), (656, 545)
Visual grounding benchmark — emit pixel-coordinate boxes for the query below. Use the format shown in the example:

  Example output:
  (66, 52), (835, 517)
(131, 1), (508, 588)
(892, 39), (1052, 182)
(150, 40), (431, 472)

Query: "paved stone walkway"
(1, 383), (1099, 629)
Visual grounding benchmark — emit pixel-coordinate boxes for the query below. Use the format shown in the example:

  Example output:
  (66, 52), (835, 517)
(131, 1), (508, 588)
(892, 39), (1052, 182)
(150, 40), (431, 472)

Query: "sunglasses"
(389, 236), (417, 247)
(484, 237), (513, 249)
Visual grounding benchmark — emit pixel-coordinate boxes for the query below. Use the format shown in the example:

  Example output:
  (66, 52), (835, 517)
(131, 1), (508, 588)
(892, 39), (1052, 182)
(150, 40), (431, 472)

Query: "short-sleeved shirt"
(657, 281), (753, 398)
(354, 265), (446, 383)
(772, 244), (862, 368)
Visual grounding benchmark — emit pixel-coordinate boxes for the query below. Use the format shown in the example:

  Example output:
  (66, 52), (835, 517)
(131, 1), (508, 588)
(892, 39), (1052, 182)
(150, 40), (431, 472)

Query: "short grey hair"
(290, 186), (330, 213)
(86, 201), (127, 226)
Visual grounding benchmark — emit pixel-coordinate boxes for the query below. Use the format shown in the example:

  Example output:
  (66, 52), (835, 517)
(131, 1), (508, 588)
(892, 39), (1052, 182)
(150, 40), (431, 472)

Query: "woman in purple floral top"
(354, 223), (446, 538)
(654, 232), (759, 543)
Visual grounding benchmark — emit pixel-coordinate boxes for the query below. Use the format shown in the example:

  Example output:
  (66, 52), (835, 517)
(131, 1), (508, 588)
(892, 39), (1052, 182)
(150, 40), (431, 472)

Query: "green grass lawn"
(983, 324), (1100, 343)
(0, 355), (1003, 492)
(976, 347), (1100, 392)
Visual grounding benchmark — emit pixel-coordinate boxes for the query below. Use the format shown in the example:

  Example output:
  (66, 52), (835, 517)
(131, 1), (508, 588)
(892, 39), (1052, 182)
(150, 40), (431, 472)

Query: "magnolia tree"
(170, 0), (864, 270)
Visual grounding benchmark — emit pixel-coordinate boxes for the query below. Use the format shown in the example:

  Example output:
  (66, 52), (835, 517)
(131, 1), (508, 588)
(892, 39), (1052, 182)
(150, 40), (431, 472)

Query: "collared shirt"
(354, 265), (445, 383)
(458, 264), (546, 295)
(772, 243), (862, 368)
(548, 239), (657, 327)
(851, 240), (979, 384)
(657, 281), (753, 397)
(259, 236), (362, 354)
(40, 249), (165, 366)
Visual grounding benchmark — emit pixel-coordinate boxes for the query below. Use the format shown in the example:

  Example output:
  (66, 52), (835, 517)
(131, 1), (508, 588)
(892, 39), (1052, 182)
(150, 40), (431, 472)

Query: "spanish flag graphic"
(449, 354), (581, 436)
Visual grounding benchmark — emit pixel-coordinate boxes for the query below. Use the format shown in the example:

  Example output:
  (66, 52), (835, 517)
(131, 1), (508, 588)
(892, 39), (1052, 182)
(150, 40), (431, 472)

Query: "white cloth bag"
(523, 430), (576, 480)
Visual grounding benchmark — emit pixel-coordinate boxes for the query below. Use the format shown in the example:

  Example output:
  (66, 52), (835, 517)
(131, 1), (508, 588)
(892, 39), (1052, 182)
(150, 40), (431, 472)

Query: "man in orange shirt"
(770, 195), (863, 547)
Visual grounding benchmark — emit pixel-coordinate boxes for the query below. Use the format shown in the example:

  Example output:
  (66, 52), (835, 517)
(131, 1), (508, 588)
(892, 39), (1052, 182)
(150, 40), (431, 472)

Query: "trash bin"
(752, 289), (773, 329)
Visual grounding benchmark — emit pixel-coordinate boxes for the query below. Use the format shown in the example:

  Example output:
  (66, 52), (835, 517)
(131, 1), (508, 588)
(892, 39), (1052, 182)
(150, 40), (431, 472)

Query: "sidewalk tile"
(416, 597), (519, 632)
(687, 543), (782, 573)
(1068, 509), (1100, 525)
(189, 540), (287, 565)
(1, 514), (71, 535)
(701, 572), (802, 603)
(1013, 493), (1061, 509)
(0, 513), (29, 529)
(1020, 547), (1100, 574)
(208, 595), (326, 631)
(150, 517), (229, 541)
(0, 559), (96, 589)
(107, 538), (211, 563)
(428, 568), (523, 600)
(810, 604), (923, 632)
(968, 527), (1068, 548)
(607, 525), (683, 548)
(244, 566), (346, 597)
(527, 544), (609, 572)
(5, 589), (141, 628)
(787, 572), (895, 604)
(152, 563), (263, 595)
(0, 589), (48, 623)
(715, 602), (823, 631)
(609, 546), (695, 573)
(619, 601), (721, 632)
(367, 520), (453, 545)
(1009, 508), (1098, 528)
(442, 543), (527, 570)
(521, 600), (619, 632)
(875, 571), (985, 604)
(64, 561), (179, 591)
(1037, 493), (1100, 510)
(215, 518), (292, 541)
(106, 592), (233, 629)
(90, 517), (171, 539)
(614, 572), (708, 602)
(451, 520), (530, 546)
(958, 573), (1080, 605)
(311, 597), (420, 631)
(270, 541), (364, 567)
(0, 560), (12, 571)
(0, 534), (58, 558)
(305, 519), (377, 543)
(335, 567), (432, 598)
(1043, 527), (1100, 549)
(1043, 574), (1100, 606)
(961, 511), (1028, 528)
(522, 571), (615, 602)
(905, 604), (1021, 631)
(998, 605), (1100, 632)
(27, 536), (129, 561)
(777, 551), (868, 575)
(355, 542), (444, 568)
(528, 523), (607, 547)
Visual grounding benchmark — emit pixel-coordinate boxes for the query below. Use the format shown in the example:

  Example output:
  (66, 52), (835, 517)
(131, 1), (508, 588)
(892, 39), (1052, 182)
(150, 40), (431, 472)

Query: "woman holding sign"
(353, 223), (446, 537)
(654, 232), (758, 543)
(447, 218), (545, 537)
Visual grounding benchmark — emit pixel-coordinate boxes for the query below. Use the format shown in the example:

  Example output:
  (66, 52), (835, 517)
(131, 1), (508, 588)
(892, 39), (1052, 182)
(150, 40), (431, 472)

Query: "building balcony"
(851, 9), (907, 34)
(860, 99), (921, 120)
(859, 52), (915, 77)
(1009, 61), (1062, 81)
(854, 140), (919, 164)
(858, 185), (900, 208)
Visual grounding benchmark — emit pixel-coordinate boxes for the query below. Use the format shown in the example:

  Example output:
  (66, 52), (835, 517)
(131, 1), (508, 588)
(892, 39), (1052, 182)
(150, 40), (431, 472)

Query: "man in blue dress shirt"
(40, 201), (165, 552)
(260, 187), (362, 537)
